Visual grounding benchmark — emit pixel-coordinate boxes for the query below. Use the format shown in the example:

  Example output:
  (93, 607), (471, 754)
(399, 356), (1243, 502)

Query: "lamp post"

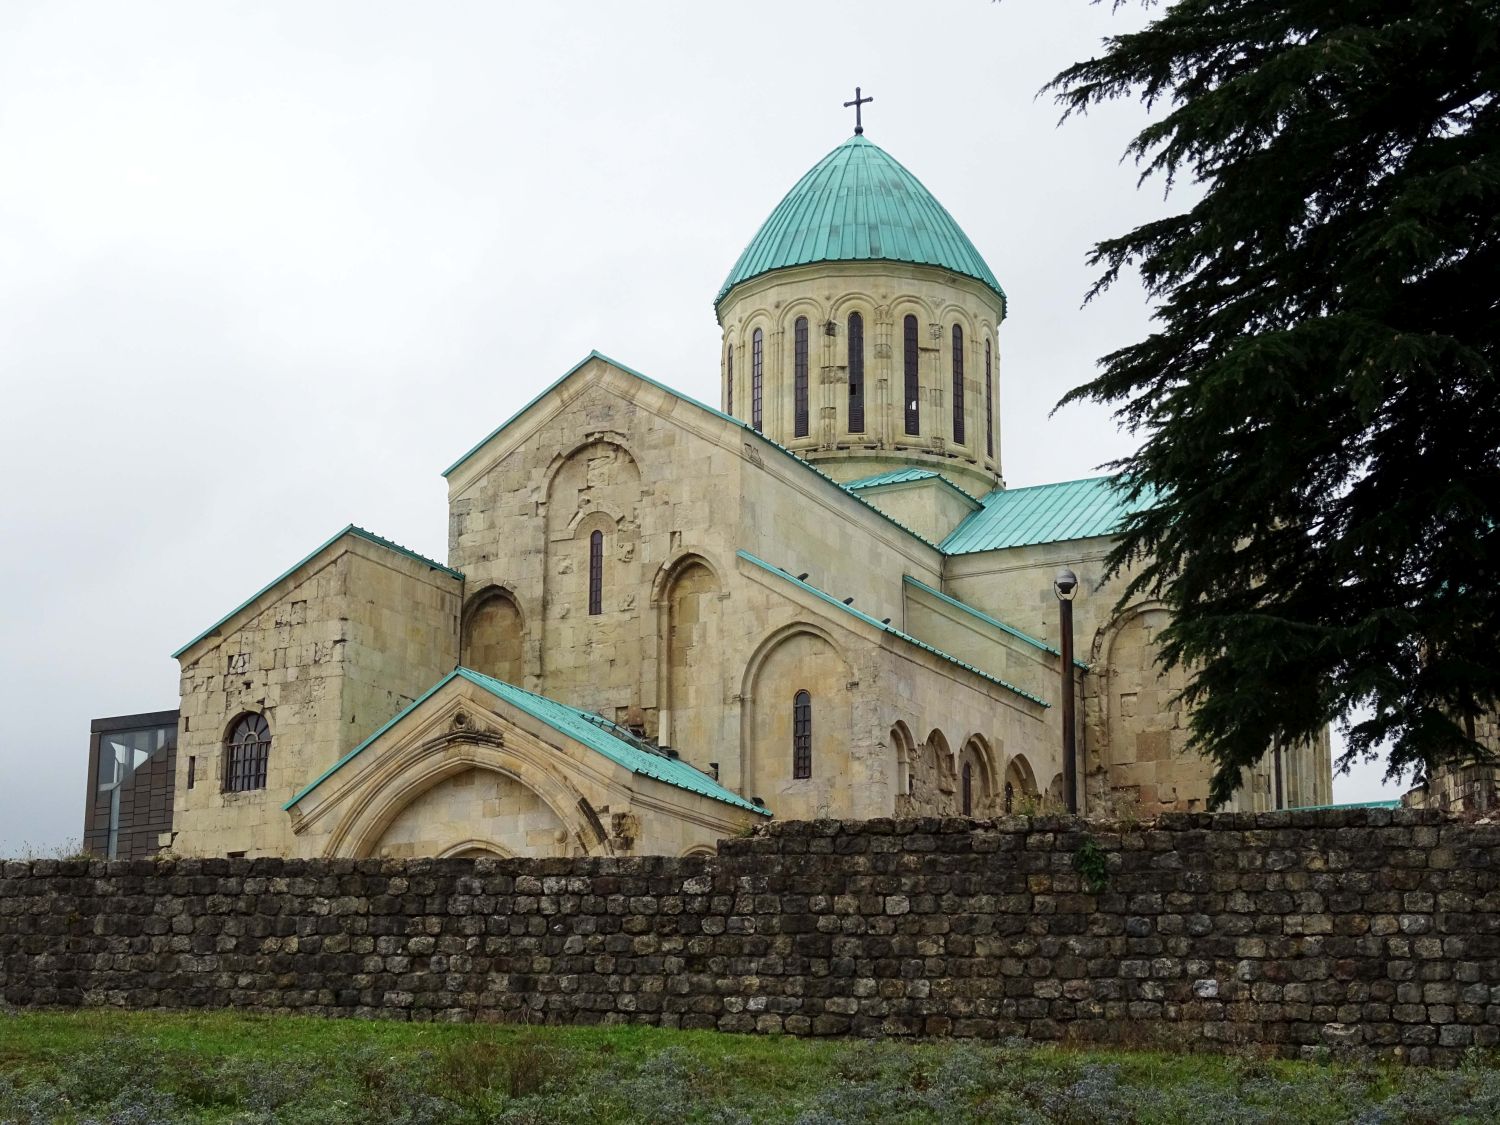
(1054, 567), (1079, 814)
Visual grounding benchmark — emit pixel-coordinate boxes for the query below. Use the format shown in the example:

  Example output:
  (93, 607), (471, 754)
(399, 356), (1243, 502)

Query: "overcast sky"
(0, 0), (1406, 855)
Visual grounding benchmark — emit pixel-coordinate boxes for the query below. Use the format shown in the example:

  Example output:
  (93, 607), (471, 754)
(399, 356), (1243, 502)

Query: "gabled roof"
(441, 350), (740, 479)
(285, 668), (769, 816)
(845, 468), (942, 489)
(716, 135), (1005, 309)
(844, 468), (982, 509)
(441, 352), (1152, 560)
(737, 550), (1047, 708)
(941, 476), (1154, 554)
(171, 525), (461, 660)
(902, 575), (1089, 670)
(441, 349), (943, 553)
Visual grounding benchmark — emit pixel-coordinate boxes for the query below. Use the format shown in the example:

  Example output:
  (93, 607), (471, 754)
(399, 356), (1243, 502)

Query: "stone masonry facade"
(4, 809), (1494, 1065)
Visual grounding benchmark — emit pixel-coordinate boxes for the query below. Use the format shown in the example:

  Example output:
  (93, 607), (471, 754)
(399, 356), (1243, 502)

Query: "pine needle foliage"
(1048, 1), (1500, 805)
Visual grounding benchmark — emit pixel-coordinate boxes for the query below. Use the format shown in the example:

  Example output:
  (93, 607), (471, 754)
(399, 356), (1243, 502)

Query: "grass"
(0, 1009), (1497, 1123)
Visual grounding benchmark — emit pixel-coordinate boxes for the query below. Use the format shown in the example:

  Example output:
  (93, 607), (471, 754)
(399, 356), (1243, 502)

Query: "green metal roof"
(940, 476), (1154, 554)
(844, 467), (982, 508)
(737, 550), (1047, 708)
(716, 135), (1005, 309)
(845, 468), (940, 489)
(171, 525), (462, 660)
(902, 575), (1088, 669)
(286, 667), (769, 816)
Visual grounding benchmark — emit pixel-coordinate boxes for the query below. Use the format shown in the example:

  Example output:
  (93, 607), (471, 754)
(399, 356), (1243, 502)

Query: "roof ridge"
(455, 669), (769, 815)
(347, 526), (462, 579)
(944, 474), (1153, 554)
(172, 525), (461, 660)
(287, 667), (769, 816)
(442, 351), (944, 556)
(737, 550), (1047, 708)
(902, 575), (1089, 669)
(844, 468), (940, 489)
(981, 474), (1124, 500)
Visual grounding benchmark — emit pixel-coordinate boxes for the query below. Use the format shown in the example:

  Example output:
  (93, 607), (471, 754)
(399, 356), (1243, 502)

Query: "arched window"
(903, 314), (920, 436)
(224, 713), (271, 793)
(985, 338), (994, 458)
(792, 690), (812, 778)
(793, 317), (809, 438)
(588, 530), (604, 615)
(726, 344), (733, 415)
(962, 761), (973, 816)
(751, 328), (764, 432)
(847, 312), (865, 433)
(951, 324), (965, 445)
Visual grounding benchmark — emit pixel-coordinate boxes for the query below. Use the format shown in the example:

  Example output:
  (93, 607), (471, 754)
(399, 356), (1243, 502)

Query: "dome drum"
(716, 134), (1006, 494)
(719, 261), (1002, 494)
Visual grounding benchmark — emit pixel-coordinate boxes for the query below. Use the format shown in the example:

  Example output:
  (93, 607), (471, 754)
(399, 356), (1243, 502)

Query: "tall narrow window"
(903, 315), (920, 436)
(962, 761), (973, 816)
(588, 530), (604, 616)
(726, 345), (733, 415)
(985, 339), (994, 458)
(951, 324), (966, 445)
(793, 317), (809, 438)
(847, 312), (865, 433)
(751, 328), (764, 432)
(224, 713), (271, 793)
(792, 690), (812, 778)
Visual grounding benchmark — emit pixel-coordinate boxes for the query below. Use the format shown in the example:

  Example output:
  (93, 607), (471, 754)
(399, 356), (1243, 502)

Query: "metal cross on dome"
(844, 86), (873, 135)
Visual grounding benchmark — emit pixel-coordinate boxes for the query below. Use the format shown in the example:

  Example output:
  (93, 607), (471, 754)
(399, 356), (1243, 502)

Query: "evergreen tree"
(1049, 1), (1500, 804)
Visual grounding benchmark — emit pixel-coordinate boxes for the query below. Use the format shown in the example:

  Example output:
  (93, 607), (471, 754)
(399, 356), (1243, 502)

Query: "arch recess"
(959, 735), (997, 815)
(541, 436), (639, 497)
(739, 622), (853, 819)
(658, 555), (725, 757)
(650, 550), (727, 608)
(890, 721), (917, 800)
(827, 290), (879, 321)
(323, 735), (612, 860)
(1003, 753), (1040, 813)
(438, 838), (515, 859)
(776, 298), (825, 335)
(461, 585), (526, 684)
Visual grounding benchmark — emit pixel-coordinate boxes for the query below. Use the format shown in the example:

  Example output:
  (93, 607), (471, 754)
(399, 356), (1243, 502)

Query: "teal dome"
(715, 135), (1005, 310)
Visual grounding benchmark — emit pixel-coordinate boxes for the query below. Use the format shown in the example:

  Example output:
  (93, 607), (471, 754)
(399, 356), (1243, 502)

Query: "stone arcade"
(89, 121), (1332, 861)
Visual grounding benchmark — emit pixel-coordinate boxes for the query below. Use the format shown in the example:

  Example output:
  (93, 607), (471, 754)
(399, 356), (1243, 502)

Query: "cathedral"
(87, 117), (1334, 861)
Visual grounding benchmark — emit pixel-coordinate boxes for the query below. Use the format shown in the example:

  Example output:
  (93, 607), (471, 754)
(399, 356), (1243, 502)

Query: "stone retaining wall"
(3, 809), (1497, 1064)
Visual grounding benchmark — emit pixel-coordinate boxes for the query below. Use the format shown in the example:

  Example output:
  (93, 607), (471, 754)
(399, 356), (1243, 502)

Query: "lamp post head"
(1053, 567), (1079, 602)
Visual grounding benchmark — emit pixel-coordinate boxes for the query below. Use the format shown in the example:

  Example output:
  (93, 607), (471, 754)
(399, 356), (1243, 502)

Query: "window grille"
(962, 761), (973, 816)
(794, 317), (809, 437)
(848, 313), (865, 433)
(224, 713), (271, 793)
(751, 328), (764, 432)
(952, 324), (965, 444)
(985, 339), (994, 457)
(792, 690), (812, 778)
(588, 530), (604, 615)
(903, 315), (920, 435)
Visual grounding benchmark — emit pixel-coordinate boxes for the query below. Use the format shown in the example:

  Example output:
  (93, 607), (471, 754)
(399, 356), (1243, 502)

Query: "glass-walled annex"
(84, 710), (179, 860)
